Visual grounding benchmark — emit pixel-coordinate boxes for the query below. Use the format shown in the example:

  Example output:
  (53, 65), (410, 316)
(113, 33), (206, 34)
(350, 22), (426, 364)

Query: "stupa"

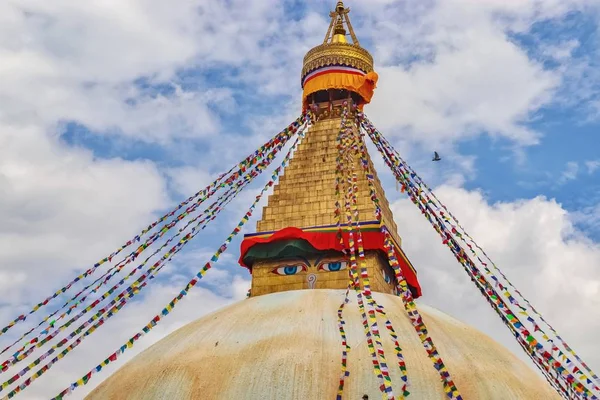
(85, 3), (560, 399)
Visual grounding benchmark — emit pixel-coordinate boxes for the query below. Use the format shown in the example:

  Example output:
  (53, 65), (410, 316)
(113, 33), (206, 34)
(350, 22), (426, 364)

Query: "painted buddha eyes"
(382, 271), (392, 284)
(318, 261), (347, 272)
(271, 260), (347, 275)
(272, 265), (307, 276)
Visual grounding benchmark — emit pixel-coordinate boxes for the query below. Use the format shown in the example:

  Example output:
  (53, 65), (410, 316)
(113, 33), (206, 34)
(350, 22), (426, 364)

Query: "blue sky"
(0, 0), (599, 398)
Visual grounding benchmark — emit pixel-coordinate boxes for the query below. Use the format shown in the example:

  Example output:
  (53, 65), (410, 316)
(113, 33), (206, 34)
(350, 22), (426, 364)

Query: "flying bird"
(432, 151), (441, 162)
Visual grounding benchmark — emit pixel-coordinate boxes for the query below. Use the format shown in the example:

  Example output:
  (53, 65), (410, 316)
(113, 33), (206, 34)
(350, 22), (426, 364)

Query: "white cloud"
(558, 160), (580, 184)
(0, 125), (170, 302)
(2, 0), (593, 149)
(571, 203), (600, 234)
(392, 186), (600, 373)
(0, 0), (299, 143)
(586, 160), (600, 174)
(0, 1), (201, 141)
(356, 0), (577, 146)
(165, 166), (215, 198)
(539, 39), (581, 62)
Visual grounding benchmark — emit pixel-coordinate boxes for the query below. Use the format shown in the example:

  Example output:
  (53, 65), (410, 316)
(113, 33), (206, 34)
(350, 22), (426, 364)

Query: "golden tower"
(239, 1), (421, 299)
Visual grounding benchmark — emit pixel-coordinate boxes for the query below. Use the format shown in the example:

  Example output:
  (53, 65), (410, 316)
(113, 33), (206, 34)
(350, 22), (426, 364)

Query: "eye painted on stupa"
(318, 261), (348, 272)
(382, 270), (392, 284)
(271, 264), (308, 276)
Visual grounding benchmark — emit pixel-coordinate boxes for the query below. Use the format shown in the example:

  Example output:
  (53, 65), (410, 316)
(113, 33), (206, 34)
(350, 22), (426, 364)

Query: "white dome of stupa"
(86, 290), (559, 400)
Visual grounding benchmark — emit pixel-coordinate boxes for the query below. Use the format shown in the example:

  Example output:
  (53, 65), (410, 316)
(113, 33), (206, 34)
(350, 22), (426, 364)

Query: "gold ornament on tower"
(301, 1), (378, 111)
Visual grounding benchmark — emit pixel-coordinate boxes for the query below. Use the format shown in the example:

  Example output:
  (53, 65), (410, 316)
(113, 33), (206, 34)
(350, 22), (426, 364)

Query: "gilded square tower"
(238, 2), (421, 298)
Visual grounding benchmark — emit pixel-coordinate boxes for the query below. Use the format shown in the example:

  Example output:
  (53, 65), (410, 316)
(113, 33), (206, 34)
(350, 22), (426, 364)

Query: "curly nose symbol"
(307, 274), (317, 289)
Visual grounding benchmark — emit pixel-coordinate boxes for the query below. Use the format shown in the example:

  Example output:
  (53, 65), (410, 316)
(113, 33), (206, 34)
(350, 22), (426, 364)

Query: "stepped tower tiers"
(239, 1), (421, 299)
(86, 3), (560, 399)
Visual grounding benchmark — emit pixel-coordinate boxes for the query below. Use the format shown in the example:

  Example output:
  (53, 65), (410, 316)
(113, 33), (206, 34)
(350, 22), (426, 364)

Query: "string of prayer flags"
(361, 116), (575, 397)
(10, 130), (294, 374)
(374, 304), (410, 398)
(336, 111), (387, 397)
(0, 174), (259, 392)
(343, 208), (389, 397)
(348, 110), (414, 397)
(364, 118), (599, 398)
(336, 108), (394, 399)
(352, 107), (461, 399)
(359, 114), (599, 399)
(409, 173), (600, 390)
(335, 282), (353, 400)
(0, 113), (310, 341)
(343, 111), (397, 397)
(0, 118), (309, 399)
(2, 168), (250, 360)
(0, 170), (255, 376)
(46, 118), (309, 400)
(333, 115), (354, 400)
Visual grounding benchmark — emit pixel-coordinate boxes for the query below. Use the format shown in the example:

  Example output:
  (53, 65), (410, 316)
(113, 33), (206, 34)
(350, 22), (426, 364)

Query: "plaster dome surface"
(86, 290), (559, 400)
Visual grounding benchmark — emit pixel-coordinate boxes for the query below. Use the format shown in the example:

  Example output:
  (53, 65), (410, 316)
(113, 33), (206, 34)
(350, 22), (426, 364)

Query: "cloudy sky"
(0, 0), (599, 398)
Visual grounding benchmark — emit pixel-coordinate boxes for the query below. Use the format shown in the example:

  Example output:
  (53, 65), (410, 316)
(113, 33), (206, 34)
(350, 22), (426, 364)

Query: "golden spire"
(301, 2), (376, 109)
(323, 1), (359, 45)
(332, 16), (347, 43)
(302, 2), (373, 85)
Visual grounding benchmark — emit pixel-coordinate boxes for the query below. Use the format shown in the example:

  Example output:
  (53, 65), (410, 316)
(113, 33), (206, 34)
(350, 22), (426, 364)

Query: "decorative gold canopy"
(301, 2), (378, 109)
(301, 2), (374, 84)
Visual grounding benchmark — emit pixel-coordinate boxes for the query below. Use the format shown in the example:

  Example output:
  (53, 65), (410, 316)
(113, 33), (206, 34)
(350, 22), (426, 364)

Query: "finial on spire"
(323, 1), (360, 46)
(301, 1), (375, 110)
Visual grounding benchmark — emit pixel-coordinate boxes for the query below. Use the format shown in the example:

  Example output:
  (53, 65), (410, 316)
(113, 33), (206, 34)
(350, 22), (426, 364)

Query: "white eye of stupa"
(382, 270), (392, 284)
(271, 265), (307, 276)
(318, 261), (347, 272)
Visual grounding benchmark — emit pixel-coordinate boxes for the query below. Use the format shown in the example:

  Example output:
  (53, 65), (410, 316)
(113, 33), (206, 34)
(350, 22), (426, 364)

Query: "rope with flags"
(332, 102), (354, 399)
(0, 116), (309, 399)
(342, 107), (398, 399)
(0, 152), (263, 377)
(0, 113), (303, 372)
(333, 103), (464, 400)
(361, 115), (575, 397)
(359, 113), (599, 400)
(351, 110), (461, 399)
(392, 153), (600, 391)
(336, 106), (394, 400)
(0, 113), (309, 343)
(0, 147), (296, 397)
(46, 117), (309, 400)
(360, 116), (572, 397)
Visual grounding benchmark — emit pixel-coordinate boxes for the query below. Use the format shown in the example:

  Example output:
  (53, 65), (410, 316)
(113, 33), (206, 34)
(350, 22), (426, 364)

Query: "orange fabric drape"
(302, 70), (379, 108)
